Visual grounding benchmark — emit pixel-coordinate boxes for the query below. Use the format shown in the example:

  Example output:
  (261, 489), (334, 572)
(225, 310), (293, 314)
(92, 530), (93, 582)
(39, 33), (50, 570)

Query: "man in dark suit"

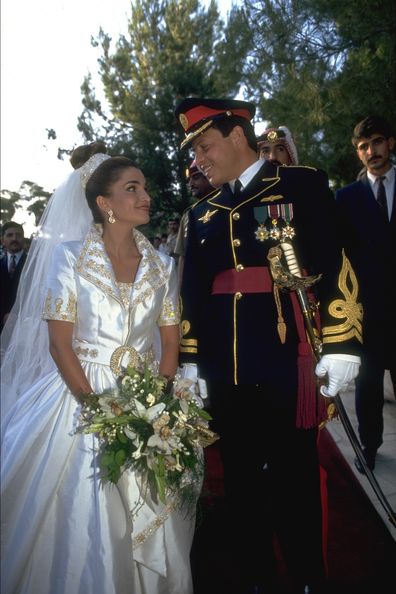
(0, 221), (27, 332)
(336, 115), (396, 473)
(175, 98), (363, 594)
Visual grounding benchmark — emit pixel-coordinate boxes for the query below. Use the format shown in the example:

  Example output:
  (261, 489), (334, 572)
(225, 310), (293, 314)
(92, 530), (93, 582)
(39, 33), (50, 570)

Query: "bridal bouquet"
(77, 365), (218, 508)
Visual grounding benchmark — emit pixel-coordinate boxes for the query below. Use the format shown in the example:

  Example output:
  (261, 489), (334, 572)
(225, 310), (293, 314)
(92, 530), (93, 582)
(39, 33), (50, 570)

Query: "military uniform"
(175, 98), (362, 593)
(180, 160), (362, 397)
(174, 187), (218, 260)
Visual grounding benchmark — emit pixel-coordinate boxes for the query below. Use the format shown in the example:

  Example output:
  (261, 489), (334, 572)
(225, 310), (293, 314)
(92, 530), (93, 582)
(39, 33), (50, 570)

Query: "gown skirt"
(1, 361), (195, 594)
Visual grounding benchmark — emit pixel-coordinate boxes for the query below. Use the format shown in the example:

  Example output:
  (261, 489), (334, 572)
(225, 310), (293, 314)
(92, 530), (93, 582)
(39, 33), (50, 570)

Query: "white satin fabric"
(1, 226), (195, 594)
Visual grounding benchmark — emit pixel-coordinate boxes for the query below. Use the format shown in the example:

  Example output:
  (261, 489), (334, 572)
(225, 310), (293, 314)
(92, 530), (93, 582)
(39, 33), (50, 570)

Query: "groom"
(175, 97), (363, 594)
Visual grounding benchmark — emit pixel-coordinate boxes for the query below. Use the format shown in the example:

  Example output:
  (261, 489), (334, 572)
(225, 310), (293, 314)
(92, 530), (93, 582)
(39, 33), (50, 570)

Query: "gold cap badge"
(267, 130), (279, 141)
(179, 113), (189, 131)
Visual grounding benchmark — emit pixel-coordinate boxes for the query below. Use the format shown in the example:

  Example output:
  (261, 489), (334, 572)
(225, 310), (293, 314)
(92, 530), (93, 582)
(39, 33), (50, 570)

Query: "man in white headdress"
(257, 125), (299, 166)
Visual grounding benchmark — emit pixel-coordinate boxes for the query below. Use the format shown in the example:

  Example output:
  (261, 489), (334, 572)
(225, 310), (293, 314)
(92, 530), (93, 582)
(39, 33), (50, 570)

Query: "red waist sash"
(211, 266), (273, 294)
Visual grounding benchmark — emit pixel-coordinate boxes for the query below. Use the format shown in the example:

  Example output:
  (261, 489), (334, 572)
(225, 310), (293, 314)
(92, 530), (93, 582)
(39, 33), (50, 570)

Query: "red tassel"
(296, 342), (318, 428)
(290, 292), (328, 429)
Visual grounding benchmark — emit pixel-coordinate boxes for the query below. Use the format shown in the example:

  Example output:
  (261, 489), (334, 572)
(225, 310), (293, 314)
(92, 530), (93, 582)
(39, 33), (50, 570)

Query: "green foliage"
(77, 0), (252, 233)
(7, 0), (393, 230)
(243, 0), (396, 188)
(1, 181), (52, 229)
(1, 191), (19, 222)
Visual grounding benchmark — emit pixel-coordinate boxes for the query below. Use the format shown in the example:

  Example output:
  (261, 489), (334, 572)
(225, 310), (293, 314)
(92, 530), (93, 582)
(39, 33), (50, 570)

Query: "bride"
(1, 142), (197, 593)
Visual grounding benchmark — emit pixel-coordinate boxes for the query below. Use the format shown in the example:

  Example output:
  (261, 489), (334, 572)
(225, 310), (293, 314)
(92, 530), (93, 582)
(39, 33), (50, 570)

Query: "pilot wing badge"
(198, 209), (218, 224)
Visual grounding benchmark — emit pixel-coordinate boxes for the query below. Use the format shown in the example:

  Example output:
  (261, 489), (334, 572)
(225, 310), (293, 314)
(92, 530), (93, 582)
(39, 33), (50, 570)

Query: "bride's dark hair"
(70, 140), (108, 169)
(70, 142), (138, 224)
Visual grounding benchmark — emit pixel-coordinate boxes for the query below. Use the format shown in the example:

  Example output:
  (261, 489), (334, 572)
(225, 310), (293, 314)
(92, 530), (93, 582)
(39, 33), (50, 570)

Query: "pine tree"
(78, 0), (252, 229)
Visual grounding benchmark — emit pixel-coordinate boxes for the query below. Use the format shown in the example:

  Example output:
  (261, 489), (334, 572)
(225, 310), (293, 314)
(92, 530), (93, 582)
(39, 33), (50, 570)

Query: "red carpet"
(317, 428), (396, 593)
(191, 428), (396, 593)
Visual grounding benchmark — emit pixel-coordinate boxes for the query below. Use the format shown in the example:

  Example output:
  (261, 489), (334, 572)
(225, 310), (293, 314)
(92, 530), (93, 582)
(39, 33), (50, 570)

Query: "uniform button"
(236, 264), (244, 272)
(232, 212), (240, 220)
(235, 292), (243, 300)
(232, 239), (241, 247)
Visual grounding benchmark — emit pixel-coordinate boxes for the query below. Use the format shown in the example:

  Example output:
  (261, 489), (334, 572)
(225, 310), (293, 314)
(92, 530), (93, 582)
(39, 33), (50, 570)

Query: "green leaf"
(197, 408), (212, 421)
(117, 430), (128, 444)
(155, 473), (167, 505)
(101, 451), (115, 466)
(115, 449), (127, 466)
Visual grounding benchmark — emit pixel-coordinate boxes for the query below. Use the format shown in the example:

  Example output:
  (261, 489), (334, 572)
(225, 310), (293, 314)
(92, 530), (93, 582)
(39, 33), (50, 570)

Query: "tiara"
(80, 153), (111, 189)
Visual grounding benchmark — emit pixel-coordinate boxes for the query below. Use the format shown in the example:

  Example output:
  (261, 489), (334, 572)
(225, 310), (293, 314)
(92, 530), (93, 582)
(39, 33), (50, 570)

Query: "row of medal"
(253, 203), (296, 242)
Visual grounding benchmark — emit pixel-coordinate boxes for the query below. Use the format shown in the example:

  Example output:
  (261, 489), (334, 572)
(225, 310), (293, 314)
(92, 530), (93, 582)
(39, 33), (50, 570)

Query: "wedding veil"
(1, 155), (109, 431)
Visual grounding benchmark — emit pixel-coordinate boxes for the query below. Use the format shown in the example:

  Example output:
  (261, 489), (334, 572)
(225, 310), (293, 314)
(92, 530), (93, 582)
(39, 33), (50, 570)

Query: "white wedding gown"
(1, 226), (196, 594)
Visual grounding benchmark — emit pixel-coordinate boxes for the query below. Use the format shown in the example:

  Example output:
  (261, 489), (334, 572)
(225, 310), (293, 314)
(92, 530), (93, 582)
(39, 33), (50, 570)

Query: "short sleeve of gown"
(42, 243), (77, 323)
(157, 257), (180, 327)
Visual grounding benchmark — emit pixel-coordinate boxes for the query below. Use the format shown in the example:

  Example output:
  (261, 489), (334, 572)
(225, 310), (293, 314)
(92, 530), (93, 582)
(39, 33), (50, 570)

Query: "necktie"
(234, 179), (242, 199)
(9, 254), (17, 276)
(376, 176), (389, 221)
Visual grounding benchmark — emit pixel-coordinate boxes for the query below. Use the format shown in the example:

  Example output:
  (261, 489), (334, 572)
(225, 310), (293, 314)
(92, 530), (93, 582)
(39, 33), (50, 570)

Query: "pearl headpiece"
(80, 153), (111, 189)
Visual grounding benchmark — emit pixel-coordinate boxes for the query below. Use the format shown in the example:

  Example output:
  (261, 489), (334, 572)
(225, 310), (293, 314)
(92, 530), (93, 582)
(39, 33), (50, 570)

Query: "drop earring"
(108, 210), (116, 224)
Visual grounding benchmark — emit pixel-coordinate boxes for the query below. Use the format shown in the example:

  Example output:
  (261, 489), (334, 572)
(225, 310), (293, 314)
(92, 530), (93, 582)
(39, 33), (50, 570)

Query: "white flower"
(174, 452), (183, 472)
(121, 375), (133, 386)
(124, 425), (138, 442)
(133, 399), (166, 422)
(164, 453), (184, 472)
(173, 410), (189, 425)
(147, 433), (172, 453)
(146, 393), (156, 406)
(132, 440), (145, 459)
(173, 378), (195, 400)
(147, 431), (180, 454)
(147, 420), (181, 454)
(179, 399), (190, 415)
(152, 412), (170, 432)
(98, 395), (125, 418)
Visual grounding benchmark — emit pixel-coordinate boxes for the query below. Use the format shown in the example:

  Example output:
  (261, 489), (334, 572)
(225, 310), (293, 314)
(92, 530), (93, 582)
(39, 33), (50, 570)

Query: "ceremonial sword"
(267, 241), (396, 529)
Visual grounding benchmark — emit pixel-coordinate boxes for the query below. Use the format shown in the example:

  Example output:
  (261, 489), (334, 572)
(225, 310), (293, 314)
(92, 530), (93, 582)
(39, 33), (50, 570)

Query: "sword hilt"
(280, 241), (302, 278)
(278, 241), (322, 358)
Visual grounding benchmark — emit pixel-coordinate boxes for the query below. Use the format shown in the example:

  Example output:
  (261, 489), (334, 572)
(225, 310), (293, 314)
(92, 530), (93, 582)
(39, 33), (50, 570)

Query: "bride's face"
(105, 167), (151, 227)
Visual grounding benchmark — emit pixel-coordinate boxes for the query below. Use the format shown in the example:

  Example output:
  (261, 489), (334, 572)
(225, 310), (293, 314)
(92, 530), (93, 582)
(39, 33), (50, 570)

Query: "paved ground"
(326, 370), (396, 541)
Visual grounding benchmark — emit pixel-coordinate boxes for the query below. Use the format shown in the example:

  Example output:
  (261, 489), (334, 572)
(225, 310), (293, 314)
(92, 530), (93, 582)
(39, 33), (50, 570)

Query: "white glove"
(180, 363), (198, 382)
(180, 363), (209, 400)
(315, 354), (361, 397)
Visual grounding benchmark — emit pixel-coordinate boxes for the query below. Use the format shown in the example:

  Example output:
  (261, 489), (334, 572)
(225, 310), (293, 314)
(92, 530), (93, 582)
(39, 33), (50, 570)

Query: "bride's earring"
(107, 210), (116, 224)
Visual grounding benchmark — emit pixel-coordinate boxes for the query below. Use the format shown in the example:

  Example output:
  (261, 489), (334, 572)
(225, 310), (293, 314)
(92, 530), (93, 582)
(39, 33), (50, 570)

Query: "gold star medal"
(253, 206), (269, 242)
(269, 219), (281, 240)
(255, 225), (269, 242)
(282, 224), (295, 240)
